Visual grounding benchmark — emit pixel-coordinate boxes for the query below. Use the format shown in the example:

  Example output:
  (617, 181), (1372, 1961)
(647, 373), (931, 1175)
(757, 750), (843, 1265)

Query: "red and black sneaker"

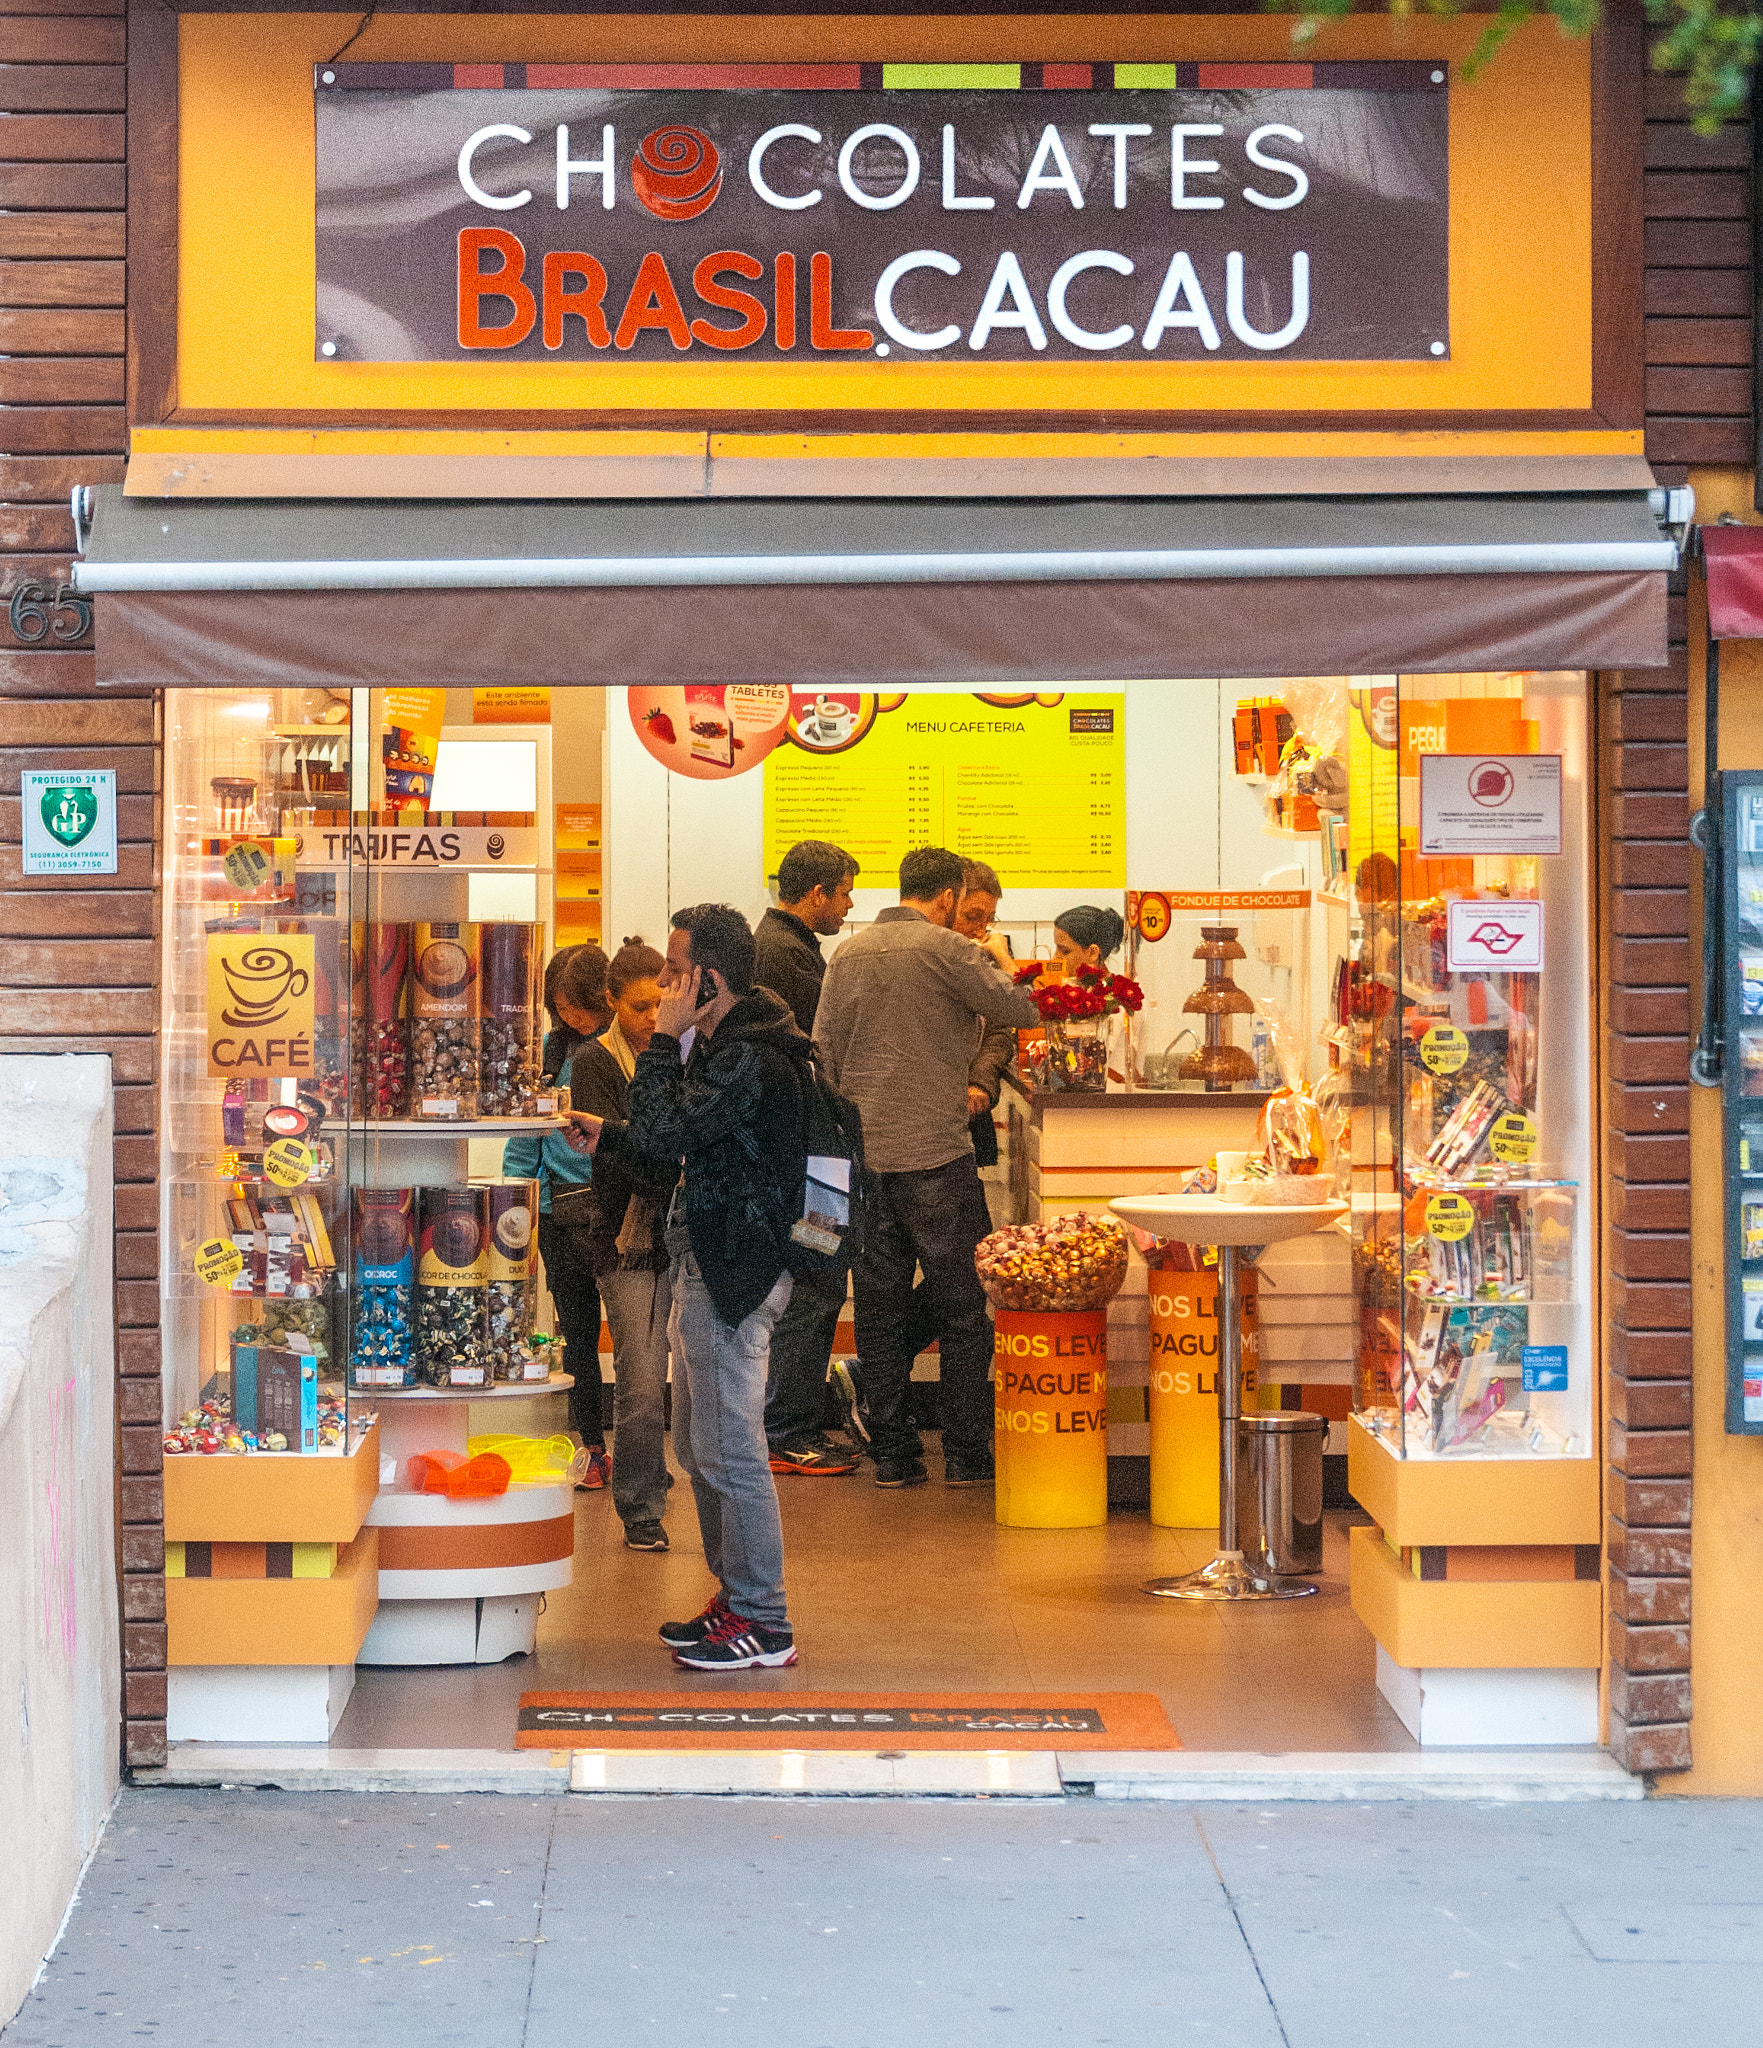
(769, 1438), (858, 1477)
(672, 1609), (798, 1671)
(658, 1594), (729, 1650)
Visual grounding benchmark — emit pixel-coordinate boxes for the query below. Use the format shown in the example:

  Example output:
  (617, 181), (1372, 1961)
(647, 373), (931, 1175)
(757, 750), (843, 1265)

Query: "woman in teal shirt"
(504, 945), (609, 1484)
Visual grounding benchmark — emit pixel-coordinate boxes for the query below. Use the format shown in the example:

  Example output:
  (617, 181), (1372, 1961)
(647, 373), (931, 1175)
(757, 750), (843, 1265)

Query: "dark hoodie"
(596, 986), (813, 1328)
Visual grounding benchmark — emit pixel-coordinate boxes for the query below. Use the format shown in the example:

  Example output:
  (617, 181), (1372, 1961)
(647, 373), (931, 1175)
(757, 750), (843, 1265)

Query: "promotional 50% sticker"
(1487, 1111), (1538, 1165)
(262, 1137), (313, 1187)
(1420, 1025), (1470, 1076)
(1425, 1193), (1476, 1242)
(192, 1236), (245, 1287)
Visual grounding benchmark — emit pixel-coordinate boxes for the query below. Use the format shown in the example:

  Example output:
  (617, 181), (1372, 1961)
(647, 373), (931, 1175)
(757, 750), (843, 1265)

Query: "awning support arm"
(1692, 550), (1723, 1088)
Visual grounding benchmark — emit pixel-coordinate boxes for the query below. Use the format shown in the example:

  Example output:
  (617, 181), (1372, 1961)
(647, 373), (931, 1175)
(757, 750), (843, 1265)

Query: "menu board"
(763, 692), (1126, 891)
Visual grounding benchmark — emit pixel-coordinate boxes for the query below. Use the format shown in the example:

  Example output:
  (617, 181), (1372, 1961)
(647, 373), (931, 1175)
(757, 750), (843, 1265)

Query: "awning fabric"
(78, 488), (1674, 687)
(1702, 524), (1763, 640)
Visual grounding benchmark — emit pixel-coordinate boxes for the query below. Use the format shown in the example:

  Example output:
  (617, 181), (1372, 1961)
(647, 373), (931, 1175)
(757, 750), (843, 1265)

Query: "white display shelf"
(351, 1117), (567, 1138)
(366, 1374), (575, 1402)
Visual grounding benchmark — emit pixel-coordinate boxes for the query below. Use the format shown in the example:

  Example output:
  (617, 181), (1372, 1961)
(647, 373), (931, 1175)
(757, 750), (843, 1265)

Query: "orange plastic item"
(406, 1448), (513, 1498)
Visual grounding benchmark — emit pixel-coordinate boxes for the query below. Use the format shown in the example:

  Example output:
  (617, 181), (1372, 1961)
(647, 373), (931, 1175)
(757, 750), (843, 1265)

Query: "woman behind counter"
(504, 943), (611, 1488)
(557, 940), (678, 1552)
(1051, 903), (1126, 976)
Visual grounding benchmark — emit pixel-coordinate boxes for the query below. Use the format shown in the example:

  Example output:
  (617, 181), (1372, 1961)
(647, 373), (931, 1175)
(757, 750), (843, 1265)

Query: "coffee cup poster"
(206, 935), (317, 1079)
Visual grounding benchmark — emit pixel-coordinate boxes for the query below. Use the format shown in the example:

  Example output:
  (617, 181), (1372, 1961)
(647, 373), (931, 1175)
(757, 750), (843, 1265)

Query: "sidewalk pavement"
(5, 1787), (1759, 2048)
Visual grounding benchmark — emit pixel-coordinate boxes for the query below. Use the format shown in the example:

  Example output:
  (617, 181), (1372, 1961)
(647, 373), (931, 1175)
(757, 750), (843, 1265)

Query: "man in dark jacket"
(569, 902), (810, 1671)
(753, 839), (862, 1476)
(753, 839), (858, 1035)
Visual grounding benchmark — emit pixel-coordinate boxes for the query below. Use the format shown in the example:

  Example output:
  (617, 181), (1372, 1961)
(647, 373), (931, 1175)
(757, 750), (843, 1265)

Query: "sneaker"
(828, 1359), (871, 1445)
(672, 1611), (798, 1671)
(623, 1521), (669, 1552)
(769, 1439), (859, 1477)
(576, 1447), (611, 1492)
(872, 1454), (928, 1489)
(944, 1456), (995, 1487)
(658, 1595), (729, 1649)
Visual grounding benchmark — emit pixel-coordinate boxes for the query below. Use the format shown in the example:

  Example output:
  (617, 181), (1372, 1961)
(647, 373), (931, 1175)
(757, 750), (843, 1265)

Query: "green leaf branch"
(1274, 0), (1759, 131)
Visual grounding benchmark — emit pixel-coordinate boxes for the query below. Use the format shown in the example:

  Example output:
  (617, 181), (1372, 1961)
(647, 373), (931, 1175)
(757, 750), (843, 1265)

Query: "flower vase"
(1044, 1016), (1109, 1092)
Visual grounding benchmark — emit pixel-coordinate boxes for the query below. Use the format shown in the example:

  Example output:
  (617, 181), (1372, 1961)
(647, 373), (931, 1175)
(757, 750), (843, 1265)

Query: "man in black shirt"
(752, 839), (861, 1475)
(753, 839), (858, 1036)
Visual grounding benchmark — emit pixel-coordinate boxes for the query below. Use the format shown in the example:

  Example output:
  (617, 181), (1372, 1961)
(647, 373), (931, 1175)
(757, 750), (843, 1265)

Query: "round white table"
(1108, 1192), (1347, 1601)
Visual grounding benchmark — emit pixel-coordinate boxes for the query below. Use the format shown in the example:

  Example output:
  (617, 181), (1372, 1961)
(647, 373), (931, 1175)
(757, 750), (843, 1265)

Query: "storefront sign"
(763, 689), (1124, 890)
(205, 934), (315, 1078)
(473, 687), (551, 724)
(314, 64), (1448, 366)
(1419, 1023), (1469, 1075)
(1488, 1110), (1538, 1165)
(1418, 754), (1563, 857)
(1445, 897), (1545, 972)
(1424, 1191), (1475, 1241)
(20, 768), (117, 876)
(262, 1138), (315, 1188)
(294, 824), (540, 867)
(193, 1237), (246, 1288)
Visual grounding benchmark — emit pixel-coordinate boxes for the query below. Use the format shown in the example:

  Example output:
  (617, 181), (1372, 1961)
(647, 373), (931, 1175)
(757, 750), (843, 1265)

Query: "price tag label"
(1420, 1024), (1469, 1075)
(262, 1137), (313, 1187)
(1488, 1111), (1538, 1165)
(1425, 1193), (1476, 1242)
(193, 1237), (246, 1287)
(221, 839), (272, 892)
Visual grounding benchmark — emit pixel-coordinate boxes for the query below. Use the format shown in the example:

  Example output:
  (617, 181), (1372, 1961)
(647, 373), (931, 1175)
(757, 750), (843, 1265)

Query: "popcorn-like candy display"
(352, 1284), (414, 1388)
(478, 922), (543, 1117)
(353, 923), (411, 1121)
(410, 1016), (481, 1116)
(410, 923), (481, 1118)
(350, 1187), (416, 1389)
(975, 1212), (1129, 1313)
(480, 1179), (542, 1381)
(416, 1185), (490, 1386)
(487, 1280), (540, 1381)
(416, 1283), (489, 1387)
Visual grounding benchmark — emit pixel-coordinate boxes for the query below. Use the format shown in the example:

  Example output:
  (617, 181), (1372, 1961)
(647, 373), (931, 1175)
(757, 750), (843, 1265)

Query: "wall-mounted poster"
(762, 691), (1125, 889)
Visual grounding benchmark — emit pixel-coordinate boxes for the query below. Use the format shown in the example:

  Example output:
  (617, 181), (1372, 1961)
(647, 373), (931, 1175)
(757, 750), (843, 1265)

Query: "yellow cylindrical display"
(1147, 1266), (1259, 1528)
(993, 1308), (1108, 1528)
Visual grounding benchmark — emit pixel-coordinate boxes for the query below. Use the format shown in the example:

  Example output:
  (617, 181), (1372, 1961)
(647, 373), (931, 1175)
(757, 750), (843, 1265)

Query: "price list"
(764, 693), (1125, 891)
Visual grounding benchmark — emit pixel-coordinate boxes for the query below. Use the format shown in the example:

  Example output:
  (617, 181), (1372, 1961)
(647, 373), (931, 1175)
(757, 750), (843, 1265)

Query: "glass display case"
(1345, 672), (1594, 1462)
(1124, 889), (1314, 1092)
(160, 690), (564, 1454)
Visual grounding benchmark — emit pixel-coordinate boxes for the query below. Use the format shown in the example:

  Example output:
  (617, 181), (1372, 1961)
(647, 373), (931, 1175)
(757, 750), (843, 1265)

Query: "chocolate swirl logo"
(219, 944), (309, 1029)
(631, 127), (722, 221)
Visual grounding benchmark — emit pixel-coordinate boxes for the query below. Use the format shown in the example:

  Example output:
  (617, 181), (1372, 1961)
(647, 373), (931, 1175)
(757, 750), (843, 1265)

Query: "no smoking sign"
(1445, 897), (1545, 972)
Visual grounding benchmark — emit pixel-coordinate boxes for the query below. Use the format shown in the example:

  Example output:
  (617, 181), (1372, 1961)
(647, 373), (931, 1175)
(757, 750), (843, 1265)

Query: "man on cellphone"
(566, 903), (814, 1670)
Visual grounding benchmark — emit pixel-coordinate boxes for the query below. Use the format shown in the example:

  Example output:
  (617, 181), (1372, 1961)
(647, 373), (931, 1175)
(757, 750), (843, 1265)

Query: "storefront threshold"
(138, 1744), (1642, 1802)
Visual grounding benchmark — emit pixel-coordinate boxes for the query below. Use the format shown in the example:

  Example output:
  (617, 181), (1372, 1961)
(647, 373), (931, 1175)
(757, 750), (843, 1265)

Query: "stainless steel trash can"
(1236, 1412), (1328, 1577)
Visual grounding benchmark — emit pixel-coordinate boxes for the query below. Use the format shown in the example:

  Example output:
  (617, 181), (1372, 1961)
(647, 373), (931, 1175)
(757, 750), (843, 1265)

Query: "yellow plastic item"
(467, 1433), (584, 1487)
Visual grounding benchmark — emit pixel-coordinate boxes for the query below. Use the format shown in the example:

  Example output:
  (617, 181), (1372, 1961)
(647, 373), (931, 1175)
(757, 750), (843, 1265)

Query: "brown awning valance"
(76, 489), (1674, 686)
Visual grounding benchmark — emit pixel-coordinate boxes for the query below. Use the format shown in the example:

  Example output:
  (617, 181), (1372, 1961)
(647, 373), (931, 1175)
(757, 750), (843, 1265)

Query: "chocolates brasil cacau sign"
(315, 62), (1448, 366)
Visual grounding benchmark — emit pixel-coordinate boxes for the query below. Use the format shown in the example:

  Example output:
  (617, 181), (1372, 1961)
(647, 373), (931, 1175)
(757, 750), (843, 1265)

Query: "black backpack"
(784, 1054), (868, 1287)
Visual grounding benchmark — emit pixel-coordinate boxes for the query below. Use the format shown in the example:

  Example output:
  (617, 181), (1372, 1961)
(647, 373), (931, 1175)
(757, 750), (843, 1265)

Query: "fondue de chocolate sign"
(314, 62), (1448, 365)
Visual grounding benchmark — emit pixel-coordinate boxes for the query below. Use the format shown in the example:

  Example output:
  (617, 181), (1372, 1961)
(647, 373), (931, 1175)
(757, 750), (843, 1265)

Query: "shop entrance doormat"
(516, 1691), (1180, 1751)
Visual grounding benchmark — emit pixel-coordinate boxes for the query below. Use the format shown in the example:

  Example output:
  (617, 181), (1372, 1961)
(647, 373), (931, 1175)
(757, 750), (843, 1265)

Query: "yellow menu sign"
(763, 692), (1125, 891)
(206, 933), (315, 1078)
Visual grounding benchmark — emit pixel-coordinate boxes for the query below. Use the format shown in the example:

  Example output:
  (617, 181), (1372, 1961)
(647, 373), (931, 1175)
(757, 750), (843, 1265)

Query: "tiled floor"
(332, 1443), (1418, 1754)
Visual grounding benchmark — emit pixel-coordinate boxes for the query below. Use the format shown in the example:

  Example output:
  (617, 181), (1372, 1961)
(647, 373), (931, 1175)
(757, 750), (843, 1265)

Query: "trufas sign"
(314, 61), (1448, 365)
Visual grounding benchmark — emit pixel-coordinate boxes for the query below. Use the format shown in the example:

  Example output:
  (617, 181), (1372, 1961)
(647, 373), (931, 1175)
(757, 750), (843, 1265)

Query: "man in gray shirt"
(814, 845), (1039, 1489)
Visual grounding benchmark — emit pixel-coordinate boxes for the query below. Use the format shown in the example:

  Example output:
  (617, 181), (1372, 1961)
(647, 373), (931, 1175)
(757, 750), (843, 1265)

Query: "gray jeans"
(598, 1265), (674, 1532)
(668, 1255), (793, 1630)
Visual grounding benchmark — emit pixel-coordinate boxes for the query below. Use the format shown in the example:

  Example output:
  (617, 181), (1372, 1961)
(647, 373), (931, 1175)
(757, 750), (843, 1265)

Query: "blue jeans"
(598, 1265), (674, 1531)
(669, 1255), (793, 1629)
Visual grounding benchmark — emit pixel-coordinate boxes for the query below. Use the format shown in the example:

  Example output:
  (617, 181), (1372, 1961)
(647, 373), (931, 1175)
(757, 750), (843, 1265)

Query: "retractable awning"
(76, 487), (1674, 687)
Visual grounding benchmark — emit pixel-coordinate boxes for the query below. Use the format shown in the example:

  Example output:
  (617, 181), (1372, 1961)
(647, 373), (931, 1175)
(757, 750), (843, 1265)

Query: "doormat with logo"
(515, 1691), (1179, 1751)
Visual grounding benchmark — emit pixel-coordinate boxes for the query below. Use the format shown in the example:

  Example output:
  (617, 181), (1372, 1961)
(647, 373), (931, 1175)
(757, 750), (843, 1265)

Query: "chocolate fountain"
(1179, 925), (1258, 1090)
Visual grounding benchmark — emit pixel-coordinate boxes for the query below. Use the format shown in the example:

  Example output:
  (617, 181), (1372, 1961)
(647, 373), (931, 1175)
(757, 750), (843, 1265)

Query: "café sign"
(315, 61), (1448, 366)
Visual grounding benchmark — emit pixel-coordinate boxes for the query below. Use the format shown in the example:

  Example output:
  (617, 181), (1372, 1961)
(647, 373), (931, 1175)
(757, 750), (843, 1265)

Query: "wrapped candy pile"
(975, 1212), (1129, 1312)
(162, 1387), (365, 1456)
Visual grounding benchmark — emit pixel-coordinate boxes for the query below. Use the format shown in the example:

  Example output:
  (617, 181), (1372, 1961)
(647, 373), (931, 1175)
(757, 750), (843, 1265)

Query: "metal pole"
(1217, 1243), (1240, 1556)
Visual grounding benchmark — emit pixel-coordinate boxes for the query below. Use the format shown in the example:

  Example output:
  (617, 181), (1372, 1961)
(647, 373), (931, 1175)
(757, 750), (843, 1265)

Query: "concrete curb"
(136, 1743), (1645, 1801)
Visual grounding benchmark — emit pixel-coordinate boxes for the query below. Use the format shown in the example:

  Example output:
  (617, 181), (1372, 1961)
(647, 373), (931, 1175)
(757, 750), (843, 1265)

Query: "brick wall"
(1596, 70), (1742, 1775)
(0, 0), (165, 1771)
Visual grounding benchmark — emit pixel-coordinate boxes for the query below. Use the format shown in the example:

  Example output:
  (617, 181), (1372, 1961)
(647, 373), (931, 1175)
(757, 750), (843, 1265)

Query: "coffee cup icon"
(220, 944), (309, 1029)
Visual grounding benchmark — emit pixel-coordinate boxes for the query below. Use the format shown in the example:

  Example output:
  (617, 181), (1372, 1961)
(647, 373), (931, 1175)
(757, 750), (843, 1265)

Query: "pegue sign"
(315, 61), (1448, 366)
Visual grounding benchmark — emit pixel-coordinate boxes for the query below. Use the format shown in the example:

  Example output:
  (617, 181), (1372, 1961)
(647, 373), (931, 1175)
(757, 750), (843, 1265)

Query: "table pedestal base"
(1143, 1549), (1318, 1602)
